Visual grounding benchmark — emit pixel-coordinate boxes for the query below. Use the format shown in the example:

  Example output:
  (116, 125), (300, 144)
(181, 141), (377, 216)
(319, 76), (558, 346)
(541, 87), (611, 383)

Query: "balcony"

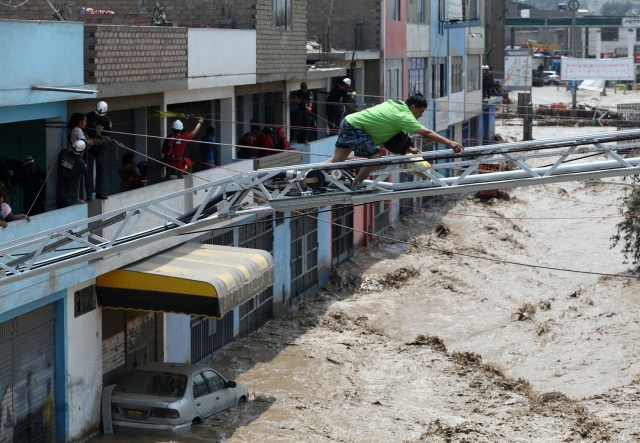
(85, 25), (257, 96)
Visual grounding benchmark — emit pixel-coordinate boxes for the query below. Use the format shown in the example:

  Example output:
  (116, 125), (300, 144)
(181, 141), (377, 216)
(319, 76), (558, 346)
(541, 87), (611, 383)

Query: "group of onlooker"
(57, 101), (113, 209)
(237, 120), (290, 160)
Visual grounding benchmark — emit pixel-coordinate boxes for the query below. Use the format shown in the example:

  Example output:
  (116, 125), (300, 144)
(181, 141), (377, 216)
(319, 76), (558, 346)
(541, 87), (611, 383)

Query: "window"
(192, 373), (210, 398)
(74, 286), (96, 317)
(431, 57), (446, 98)
(448, 0), (462, 21)
(388, 0), (400, 21)
(385, 58), (403, 100)
(239, 215), (274, 252)
(203, 370), (226, 392)
(407, 0), (427, 23)
(408, 58), (428, 96)
(467, 55), (481, 91)
(274, 0), (291, 29)
(451, 56), (463, 93)
(463, 0), (479, 21)
(601, 28), (618, 42)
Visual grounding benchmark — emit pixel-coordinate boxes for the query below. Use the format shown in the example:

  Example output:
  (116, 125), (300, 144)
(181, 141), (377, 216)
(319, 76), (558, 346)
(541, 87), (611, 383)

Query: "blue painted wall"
(0, 20), (94, 107)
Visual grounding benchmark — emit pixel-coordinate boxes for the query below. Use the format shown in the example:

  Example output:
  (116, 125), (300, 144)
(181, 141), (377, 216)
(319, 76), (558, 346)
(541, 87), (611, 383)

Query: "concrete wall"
(273, 213), (291, 315)
(188, 28), (257, 89)
(0, 204), (94, 312)
(407, 23), (430, 57)
(66, 282), (102, 440)
(0, 20), (91, 107)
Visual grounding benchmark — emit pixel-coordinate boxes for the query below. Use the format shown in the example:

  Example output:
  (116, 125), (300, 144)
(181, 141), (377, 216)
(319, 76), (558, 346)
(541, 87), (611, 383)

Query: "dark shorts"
(335, 120), (379, 157)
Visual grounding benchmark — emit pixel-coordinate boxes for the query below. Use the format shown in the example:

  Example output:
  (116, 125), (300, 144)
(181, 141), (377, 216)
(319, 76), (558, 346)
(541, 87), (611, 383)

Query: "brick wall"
(307, 0), (380, 51)
(255, 0), (307, 82)
(85, 25), (187, 85)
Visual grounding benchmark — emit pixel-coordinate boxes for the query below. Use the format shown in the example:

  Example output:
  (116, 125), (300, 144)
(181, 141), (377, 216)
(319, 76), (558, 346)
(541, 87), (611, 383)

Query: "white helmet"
(172, 119), (184, 131)
(343, 78), (351, 87)
(72, 139), (87, 154)
(95, 101), (108, 116)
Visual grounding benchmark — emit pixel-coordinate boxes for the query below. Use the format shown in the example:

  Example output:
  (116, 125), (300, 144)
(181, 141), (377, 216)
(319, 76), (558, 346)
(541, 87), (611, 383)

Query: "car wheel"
(237, 396), (247, 406)
(192, 416), (202, 425)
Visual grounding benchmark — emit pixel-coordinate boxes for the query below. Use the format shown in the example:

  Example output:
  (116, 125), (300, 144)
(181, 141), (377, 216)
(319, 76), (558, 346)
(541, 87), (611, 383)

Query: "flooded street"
(88, 112), (640, 442)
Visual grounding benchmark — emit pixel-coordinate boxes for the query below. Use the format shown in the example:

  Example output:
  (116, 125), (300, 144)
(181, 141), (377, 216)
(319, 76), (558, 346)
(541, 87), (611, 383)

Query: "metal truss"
(2, 129), (640, 284)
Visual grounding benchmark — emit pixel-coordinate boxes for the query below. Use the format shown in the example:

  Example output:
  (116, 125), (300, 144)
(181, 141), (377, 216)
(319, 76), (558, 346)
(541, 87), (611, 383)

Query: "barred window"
(463, 0), (479, 21)
(408, 57), (428, 97)
(385, 58), (403, 100)
(451, 57), (463, 93)
(407, 0), (427, 23)
(431, 57), (446, 98)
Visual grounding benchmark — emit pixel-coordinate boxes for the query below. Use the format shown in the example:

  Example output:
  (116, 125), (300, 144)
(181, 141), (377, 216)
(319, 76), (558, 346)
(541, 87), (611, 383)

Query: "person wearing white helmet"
(162, 116), (204, 179)
(56, 138), (88, 209)
(85, 100), (112, 199)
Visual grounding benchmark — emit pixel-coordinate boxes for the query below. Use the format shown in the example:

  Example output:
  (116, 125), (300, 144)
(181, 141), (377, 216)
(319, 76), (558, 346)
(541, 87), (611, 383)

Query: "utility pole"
(569, 0), (579, 117)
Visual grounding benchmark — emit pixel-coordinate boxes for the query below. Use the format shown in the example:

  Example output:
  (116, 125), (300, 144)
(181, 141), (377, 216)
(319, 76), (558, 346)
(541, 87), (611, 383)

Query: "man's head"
(300, 82), (308, 90)
(95, 101), (108, 116)
(72, 139), (87, 155)
(172, 120), (184, 132)
(406, 93), (428, 119)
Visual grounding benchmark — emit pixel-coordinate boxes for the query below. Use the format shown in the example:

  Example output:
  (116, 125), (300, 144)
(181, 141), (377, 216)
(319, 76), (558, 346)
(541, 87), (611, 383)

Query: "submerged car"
(108, 362), (248, 432)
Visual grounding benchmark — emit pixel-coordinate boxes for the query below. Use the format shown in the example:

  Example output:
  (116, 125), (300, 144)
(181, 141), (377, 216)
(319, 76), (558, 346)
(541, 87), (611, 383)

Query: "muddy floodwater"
(88, 124), (640, 443)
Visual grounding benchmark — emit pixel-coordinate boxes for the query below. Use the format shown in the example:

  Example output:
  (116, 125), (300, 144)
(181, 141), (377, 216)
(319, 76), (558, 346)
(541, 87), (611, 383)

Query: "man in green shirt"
(328, 93), (463, 186)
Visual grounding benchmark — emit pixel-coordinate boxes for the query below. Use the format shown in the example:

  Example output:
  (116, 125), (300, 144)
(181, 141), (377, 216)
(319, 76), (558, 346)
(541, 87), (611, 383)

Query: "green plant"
(611, 176), (640, 265)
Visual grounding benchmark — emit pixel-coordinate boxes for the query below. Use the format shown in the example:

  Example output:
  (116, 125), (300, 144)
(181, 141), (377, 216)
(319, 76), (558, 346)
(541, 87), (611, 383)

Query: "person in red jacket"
(274, 128), (290, 151)
(162, 117), (203, 179)
(253, 127), (275, 157)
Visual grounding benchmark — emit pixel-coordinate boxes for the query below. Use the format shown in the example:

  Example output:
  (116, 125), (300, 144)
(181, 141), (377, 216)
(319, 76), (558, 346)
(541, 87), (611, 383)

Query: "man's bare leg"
(328, 147), (352, 164)
(353, 152), (381, 185)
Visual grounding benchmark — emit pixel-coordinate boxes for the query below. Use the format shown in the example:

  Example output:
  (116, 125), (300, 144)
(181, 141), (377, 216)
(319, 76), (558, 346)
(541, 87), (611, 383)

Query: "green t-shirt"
(345, 99), (425, 145)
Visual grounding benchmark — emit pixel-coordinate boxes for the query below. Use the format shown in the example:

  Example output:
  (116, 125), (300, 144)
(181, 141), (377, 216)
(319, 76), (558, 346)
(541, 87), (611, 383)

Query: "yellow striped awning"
(96, 243), (274, 318)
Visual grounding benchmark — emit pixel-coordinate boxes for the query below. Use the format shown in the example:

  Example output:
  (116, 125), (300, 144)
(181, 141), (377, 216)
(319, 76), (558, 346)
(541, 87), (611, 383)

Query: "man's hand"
(198, 117), (204, 124)
(448, 141), (464, 153)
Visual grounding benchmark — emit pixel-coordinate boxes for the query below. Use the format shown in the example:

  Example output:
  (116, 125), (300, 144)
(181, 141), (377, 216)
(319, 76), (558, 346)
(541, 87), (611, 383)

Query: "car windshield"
(114, 370), (188, 397)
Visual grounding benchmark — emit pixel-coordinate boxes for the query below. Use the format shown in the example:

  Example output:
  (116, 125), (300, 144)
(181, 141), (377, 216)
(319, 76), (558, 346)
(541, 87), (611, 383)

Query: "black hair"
(406, 92), (428, 109)
(206, 126), (215, 135)
(68, 112), (86, 130)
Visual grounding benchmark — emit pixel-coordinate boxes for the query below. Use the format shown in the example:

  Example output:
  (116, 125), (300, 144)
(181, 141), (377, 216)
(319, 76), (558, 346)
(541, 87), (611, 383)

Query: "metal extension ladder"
(3, 129), (640, 284)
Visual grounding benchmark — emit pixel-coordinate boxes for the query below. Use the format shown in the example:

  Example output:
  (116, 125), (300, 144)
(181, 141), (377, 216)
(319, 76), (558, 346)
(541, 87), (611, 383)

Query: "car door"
(203, 370), (236, 413)
(192, 372), (216, 418)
